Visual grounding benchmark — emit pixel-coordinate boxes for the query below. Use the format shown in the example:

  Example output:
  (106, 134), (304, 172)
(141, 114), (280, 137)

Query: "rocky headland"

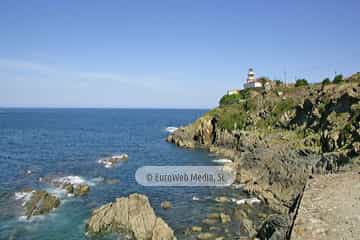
(167, 73), (360, 239)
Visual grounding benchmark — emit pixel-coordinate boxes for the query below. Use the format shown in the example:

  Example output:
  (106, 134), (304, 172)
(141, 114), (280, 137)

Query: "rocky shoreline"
(167, 73), (360, 239)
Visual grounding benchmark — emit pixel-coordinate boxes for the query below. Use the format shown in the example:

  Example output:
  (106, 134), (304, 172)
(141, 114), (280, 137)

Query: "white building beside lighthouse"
(244, 68), (262, 89)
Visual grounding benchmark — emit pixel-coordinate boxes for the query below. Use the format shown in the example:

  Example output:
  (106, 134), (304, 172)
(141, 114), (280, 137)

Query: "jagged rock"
(60, 182), (90, 196)
(320, 130), (338, 152)
(98, 154), (128, 168)
(313, 152), (350, 174)
(74, 184), (90, 196)
(207, 213), (220, 220)
(234, 208), (257, 237)
(160, 201), (172, 209)
(152, 217), (175, 240)
(86, 193), (175, 240)
(256, 214), (289, 240)
(197, 232), (216, 240)
(278, 110), (295, 128)
(191, 226), (202, 232)
(63, 183), (74, 193)
(202, 218), (217, 225)
(166, 76), (360, 239)
(351, 142), (360, 155)
(220, 213), (231, 224)
(289, 99), (320, 129)
(24, 190), (60, 219)
(214, 196), (230, 203)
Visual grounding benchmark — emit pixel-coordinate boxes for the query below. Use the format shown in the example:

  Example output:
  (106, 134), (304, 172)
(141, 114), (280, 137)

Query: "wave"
(165, 126), (178, 133)
(212, 159), (233, 164)
(52, 175), (95, 187)
(192, 196), (200, 201)
(48, 175), (97, 198)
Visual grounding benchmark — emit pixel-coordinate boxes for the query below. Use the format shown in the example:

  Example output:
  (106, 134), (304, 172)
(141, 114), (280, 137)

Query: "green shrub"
(219, 94), (241, 106)
(264, 98), (296, 126)
(274, 80), (283, 85)
(219, 89), (251, 106)
(295, 79), (309, 87)
(322, 78), (331, 85)
(217, 109), (247, 130)
(333, 74), (344, 84)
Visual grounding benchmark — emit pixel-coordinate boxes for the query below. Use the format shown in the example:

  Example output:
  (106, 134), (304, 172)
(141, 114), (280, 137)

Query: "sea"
(0, 108), (260, 240)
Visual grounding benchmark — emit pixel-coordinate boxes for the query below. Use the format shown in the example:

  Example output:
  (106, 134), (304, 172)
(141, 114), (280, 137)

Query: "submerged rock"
(219, 213), (231, 224)
(191, 226), (202, 232)
(86, 193), (175, 240)
(214, 196), (230, 203)
(105, 178), (120, 185)
(58, 181), (90, 197)
(24, 190), (60, 219)
(160, 201), (172, 209)
(98, 154), (129, 168)
(74, 184), (90, 196)
(197, 232), (216, 240)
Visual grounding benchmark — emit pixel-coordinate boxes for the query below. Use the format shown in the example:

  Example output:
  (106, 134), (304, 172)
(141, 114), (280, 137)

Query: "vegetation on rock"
(295, 78), (309, 87)
(322, 78), (331, 85)
(167, 71), (360, 240)
(333, 74), (344, 84)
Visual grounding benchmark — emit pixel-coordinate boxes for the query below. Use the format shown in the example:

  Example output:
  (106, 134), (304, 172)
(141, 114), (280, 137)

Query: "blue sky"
(0, 0), (359, 108)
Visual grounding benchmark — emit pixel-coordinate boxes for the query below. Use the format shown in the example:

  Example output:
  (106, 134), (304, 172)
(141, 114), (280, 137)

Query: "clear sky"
(0, 0), (359, 108)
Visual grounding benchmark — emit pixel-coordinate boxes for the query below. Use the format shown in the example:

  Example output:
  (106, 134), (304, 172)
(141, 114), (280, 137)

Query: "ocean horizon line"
(0, 106), (211, 110)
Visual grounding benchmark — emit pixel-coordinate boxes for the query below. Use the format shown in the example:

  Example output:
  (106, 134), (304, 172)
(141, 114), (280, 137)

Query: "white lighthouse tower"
(244, 68), (262, 89)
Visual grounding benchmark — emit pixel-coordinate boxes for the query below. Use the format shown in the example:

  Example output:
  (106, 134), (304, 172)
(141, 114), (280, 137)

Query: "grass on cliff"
(219, 89), (252, 106)
(210, 91), (298, 131)
(214, 74), (360, 133)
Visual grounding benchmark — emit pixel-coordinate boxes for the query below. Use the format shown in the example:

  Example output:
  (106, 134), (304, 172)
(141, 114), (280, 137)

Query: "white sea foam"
(15, 191), (35, 206)
(18, 214), (45, 222)
(231, 197), (261, 205)
(48, 175), (96, 198)
(165, 126), (178, 133)
(53, 175), (95, 187)
(46, 187), (67, 198)
(212, 159), (233, 164)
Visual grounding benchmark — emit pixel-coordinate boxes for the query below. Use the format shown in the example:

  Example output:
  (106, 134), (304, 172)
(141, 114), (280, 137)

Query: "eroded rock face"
(256, 214), (290, 240)
(312, 152), (350, 174)
(86, 193), (175, 240)
(24, 190), (60, 219)
(166, 78), (360, 239)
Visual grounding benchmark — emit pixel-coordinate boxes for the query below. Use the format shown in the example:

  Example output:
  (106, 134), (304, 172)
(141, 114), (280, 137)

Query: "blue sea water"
(0, 108), (249, 240)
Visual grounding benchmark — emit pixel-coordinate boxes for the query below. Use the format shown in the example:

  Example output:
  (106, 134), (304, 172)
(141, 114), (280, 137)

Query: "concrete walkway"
(291, 170), (360, 240)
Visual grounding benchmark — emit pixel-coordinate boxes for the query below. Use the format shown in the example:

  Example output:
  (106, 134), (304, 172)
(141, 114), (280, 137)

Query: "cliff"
(167, 72), (360, 239)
